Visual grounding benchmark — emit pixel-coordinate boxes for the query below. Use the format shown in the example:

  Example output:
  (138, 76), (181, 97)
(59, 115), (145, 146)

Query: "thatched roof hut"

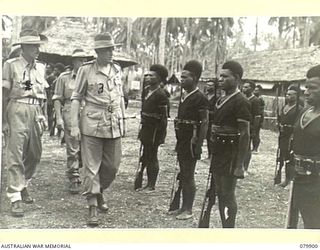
(232, 46), (320, 83)
(39, 17), (137, 68)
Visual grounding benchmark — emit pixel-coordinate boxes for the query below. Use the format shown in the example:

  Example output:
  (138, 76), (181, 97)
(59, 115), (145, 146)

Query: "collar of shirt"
(71, 70), (77, 79)
(216, 89), (240, 109)
(181, 87), (199, 103)
(145, 86), (160, 100)
(95, 60), (119, 78)
(248, 94), (254, 100)
(20, 55), (37, 70)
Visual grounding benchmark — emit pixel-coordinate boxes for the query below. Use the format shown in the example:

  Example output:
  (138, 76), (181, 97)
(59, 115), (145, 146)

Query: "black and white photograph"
(1, 15), (320, 231)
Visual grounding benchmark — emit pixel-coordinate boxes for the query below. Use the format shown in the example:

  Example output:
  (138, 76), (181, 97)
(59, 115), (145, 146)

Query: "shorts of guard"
(211, 134), (239, 176)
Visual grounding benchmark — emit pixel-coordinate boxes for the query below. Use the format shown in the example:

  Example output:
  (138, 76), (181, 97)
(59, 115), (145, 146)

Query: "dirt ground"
(0, 102), (302, 229)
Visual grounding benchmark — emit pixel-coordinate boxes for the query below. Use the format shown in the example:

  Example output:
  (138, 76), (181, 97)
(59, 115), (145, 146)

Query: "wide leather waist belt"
(142, 112), (162, 119)
(294, 154), (320, 176)
(14, 98), (41, 105)
(174, 118), (199, 125)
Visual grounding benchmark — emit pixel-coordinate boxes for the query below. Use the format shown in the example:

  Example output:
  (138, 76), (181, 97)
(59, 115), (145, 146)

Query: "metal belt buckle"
(107, 106), (113, 113)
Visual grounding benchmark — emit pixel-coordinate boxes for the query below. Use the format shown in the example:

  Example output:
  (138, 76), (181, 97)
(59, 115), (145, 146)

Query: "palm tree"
(158, 18), (167, 64)
(21, 16), (56, 33)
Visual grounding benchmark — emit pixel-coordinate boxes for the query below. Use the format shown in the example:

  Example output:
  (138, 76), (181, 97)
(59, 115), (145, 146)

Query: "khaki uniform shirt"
(2, 55), (48, 100)
(52, 70), (77, 129)
(71, 60), (124, 138)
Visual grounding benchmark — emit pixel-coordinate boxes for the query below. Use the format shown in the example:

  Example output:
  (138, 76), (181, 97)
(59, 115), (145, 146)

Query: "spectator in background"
(50, 62), (65, 136)
(252, 84), (265, 153)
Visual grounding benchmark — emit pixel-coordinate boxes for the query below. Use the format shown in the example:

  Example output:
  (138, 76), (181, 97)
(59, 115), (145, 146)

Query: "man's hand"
(191, 136), (198, 145)
(37, 115), (48, 131)
(234, 163), (244, 179)
(193, 143), (202, 160)
(56, 117), (64, 131)
(71, 127), (81, 141)
(2, 121), (9, 137)
(122, 119), (126, 137)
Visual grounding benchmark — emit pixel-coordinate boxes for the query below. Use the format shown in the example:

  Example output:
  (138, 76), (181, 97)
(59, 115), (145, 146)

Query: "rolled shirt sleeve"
(71, 66), (87, 101)
(2, 61), (12, 90)
(52, 75), (65, 101)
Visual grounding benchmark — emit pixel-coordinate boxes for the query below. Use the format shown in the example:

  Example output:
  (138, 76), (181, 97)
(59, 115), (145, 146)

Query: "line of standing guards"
(3, 29), (320, 229)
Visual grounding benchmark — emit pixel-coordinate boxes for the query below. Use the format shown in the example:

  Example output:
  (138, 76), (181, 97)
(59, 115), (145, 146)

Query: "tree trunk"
(170, 45), (175, 75)
(182, 18), (190, 65)
(126, 18), (132, 54)
(11, 16), (22, 44)
(302, 17), (310, 47)
(223, 18), (229, 62)
(254, 17), (258, 51)
(158, 17), (167, 65)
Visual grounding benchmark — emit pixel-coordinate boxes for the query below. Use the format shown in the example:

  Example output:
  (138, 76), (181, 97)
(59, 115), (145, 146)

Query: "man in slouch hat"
(70, 33), (126, 226)
(211, 60), (251, 228)
(53, 49), (88, 194)
(2, 29), (49, 217)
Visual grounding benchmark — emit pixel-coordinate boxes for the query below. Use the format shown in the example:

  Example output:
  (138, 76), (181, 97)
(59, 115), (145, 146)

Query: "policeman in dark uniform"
(173, 60), (209, 220)
(137, 64), (169, 192)
(242, 81), (261, 175)
(277, 85), (303, 187)
(252, 84), (265, 153)
(211, 61), (251, 228)
(288, 65), (320, 229)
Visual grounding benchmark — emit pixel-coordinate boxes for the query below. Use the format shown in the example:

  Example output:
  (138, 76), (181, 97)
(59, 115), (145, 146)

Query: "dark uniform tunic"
(211, 91), (251, 176)
(279, 104), (302, 162)
(139, 87), (168, 146)
(248, 95), (261, 137)
(175, 89), (209, 160)
(291, 107), (320, 228)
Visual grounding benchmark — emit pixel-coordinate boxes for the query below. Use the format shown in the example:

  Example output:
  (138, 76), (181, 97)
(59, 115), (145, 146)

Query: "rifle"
(134, 70), (146, 190)
(285, 180), (299, 228)
(274, 83), (283, 185)
(198, 170), (216, 228)
(168, 79), (185, 211)
(134, 143), (144, 190)
(168, 160), (182, 212)
(285, 82), (301, 228)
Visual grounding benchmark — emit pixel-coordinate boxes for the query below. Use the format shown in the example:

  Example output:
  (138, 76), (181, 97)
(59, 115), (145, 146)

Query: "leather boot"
(11, 200), (24, 217)
(97, 193), (109, 213)
(21, 188), (34, 204)
(69, 182), (80, 194)
(87, 206), (99, 226)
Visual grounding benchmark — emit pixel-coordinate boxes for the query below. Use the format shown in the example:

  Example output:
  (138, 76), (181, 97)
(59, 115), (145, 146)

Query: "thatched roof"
(40, 17), (137, 68)
(231, 46), (320, 82)
(42, 17), (95, 56)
